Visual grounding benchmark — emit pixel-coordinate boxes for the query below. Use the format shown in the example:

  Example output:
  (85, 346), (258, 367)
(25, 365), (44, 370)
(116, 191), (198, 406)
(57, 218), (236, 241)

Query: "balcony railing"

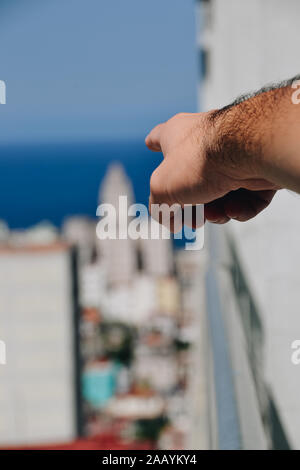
(204, 224), (290, 450)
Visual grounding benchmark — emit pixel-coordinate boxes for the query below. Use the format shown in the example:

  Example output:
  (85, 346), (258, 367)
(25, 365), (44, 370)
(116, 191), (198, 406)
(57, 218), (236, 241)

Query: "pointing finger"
(145, 123), (164, 152)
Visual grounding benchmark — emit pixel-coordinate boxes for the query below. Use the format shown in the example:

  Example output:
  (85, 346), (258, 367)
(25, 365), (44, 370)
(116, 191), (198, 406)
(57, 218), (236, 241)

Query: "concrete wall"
(198, 0), (300, 448)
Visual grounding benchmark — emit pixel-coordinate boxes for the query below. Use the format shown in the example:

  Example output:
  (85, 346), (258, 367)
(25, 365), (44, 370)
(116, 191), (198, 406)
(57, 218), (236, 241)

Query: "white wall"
(199, 0), (300, 448)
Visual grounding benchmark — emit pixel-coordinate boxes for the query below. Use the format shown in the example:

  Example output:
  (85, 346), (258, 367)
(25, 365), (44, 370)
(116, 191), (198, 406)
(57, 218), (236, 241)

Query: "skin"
(145, 83), (300, 224)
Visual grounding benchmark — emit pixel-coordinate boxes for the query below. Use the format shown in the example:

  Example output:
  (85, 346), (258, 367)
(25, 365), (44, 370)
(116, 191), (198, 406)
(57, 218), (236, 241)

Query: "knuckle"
(154, 122), (165, 134)
(174, 112), (188, 120)
(151, 124), (160, 135)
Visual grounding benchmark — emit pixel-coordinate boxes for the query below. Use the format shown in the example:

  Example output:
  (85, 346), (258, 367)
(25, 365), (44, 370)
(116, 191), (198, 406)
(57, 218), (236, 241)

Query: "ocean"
(0, 140), (161, 229)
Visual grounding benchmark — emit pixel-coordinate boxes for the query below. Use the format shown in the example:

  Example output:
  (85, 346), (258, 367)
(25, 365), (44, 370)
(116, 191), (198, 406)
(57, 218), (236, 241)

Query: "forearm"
(209, 80), (300, 192)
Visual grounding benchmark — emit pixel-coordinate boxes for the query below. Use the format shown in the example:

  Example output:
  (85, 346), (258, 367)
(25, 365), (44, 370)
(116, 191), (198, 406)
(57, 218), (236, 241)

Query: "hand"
(145, 112), (278, 224)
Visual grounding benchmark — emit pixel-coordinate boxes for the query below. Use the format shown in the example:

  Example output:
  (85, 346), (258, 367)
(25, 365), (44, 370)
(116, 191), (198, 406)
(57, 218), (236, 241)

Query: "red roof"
(1, 433), (153, 450)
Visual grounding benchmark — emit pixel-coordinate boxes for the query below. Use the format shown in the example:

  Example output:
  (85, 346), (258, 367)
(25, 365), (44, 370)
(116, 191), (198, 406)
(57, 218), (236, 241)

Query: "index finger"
(145, 123), (164, 152)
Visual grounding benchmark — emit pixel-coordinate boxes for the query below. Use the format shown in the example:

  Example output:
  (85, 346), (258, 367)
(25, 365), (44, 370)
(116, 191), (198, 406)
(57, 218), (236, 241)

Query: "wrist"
(207, 105), (267, 181)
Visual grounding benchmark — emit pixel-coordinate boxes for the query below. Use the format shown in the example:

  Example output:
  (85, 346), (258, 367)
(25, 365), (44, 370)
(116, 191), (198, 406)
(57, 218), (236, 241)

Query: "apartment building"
(0, 243), (81, 445)
(197, 0), (300, 448)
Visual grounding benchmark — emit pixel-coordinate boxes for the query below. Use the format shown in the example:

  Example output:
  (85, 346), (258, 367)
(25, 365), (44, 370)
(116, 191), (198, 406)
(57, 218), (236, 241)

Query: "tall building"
(98, 164), (137, 285)
(198, 0), (300, 448)
(99, 163), (134, 213)
(0, 243), (81, 446)
(98, 163), (173, 284)
(139, 218), (173, 277)
(62, 216), (97, 266)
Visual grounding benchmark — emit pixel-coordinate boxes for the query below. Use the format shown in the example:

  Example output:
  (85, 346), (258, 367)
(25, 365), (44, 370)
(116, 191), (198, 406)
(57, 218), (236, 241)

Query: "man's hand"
(146, 112), (278, 224)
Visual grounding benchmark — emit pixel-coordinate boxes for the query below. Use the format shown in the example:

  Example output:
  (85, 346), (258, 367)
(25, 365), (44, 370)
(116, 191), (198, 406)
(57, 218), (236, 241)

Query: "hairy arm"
(146, 76), (300, 224)
(210, 76), (300, 192)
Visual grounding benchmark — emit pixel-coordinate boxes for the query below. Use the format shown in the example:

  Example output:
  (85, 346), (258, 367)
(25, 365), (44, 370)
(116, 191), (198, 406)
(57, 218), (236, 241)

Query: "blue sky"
(0, 0), (198, 144)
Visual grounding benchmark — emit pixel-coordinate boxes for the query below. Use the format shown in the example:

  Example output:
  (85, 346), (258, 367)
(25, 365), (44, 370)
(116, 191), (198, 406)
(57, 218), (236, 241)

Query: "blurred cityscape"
(1, 0), (300, 451)
(0, 164), (205, 450)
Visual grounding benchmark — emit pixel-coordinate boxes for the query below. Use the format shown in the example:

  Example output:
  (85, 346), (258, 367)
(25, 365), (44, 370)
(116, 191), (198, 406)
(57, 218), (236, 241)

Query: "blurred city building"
(98, 164), (137, 285)
(0, 242), (81, 445)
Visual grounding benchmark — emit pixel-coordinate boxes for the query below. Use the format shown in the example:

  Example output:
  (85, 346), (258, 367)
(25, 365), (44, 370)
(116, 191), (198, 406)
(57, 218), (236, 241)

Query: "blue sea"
(0, 140), (162, 229)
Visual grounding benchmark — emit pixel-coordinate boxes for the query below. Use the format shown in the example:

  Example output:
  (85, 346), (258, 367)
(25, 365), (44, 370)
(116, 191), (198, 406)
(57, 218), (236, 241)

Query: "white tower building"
(139, 218), (173, 277)
(98, 164), (137, 286)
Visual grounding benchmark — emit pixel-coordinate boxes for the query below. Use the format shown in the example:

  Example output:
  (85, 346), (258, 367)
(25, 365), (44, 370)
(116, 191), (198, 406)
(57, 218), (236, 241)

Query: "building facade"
(0, 244), (81, 445)
(198, 0), (300, 448)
